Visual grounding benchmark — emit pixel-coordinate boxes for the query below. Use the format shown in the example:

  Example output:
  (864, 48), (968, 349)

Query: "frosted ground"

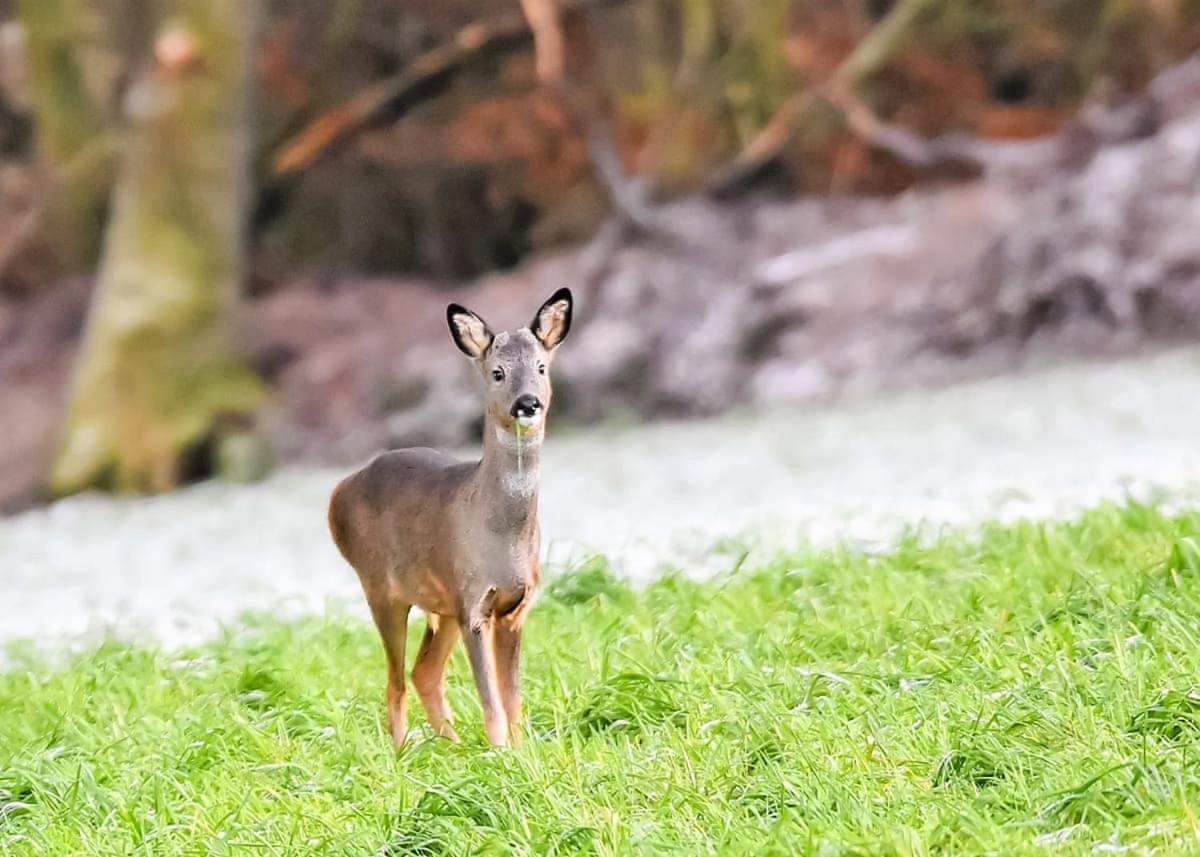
(3, 347), (1199, 652)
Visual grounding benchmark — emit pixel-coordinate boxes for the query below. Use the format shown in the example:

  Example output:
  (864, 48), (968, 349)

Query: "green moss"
(17, 0), (112, 270)
(50, 0), (264, 496)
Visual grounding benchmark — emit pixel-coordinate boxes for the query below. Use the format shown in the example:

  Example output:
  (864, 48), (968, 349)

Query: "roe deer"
(328, 288), (573, 746)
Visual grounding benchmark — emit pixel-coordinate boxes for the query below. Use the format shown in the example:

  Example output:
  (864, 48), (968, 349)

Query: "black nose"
(510, 395), (542, 418)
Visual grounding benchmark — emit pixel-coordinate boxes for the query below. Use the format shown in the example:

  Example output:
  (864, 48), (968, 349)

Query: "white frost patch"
(4, 348), (1200, 654)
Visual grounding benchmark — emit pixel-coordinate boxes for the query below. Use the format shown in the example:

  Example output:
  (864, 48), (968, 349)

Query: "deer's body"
(329, 444), (539, 619)
(328, 290), (571, 746)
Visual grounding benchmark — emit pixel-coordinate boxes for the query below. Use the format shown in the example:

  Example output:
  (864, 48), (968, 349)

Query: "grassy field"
(3, 504), (1200, 855)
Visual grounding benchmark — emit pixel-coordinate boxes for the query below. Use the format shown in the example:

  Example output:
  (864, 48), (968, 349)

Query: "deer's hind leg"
(367, 596), (412, 747)
(412, 614), (462, 741)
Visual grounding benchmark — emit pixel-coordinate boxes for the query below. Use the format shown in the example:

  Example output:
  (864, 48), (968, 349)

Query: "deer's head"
(447, 288), (573, 434)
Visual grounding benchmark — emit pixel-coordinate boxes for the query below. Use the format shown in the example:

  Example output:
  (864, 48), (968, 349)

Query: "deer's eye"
(491, 367), (505, 383)
(537, 363), (547, 375)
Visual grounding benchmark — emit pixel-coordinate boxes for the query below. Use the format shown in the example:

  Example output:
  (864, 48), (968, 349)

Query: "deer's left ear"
(530, 287), (573, 350)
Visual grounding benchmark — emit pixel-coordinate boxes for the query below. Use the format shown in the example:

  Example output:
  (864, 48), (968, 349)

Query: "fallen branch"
(706, 0), (938, 197)
(272, 0), (624, 176)
(272, 13), (529, 175)
(517, 0), (653, 230)
(755, 224), (915, 285)
(827, 48), (1200, 176)
(824, 79), (1002, 171)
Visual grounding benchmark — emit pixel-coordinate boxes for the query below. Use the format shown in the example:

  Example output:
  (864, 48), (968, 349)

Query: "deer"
(327, 288), (573, 747)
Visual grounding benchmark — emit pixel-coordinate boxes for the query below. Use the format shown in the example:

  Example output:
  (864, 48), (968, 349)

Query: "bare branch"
(272, 12), (531, 175)
(706, 91), (818, 197)
(520, 0), (566, 84)
(823, 80), (990, 170)
(272, 0), (626, 176)
(518, 0), (653, 230)
(828, 49), (1200, 175)
(705, 0), (939, 196)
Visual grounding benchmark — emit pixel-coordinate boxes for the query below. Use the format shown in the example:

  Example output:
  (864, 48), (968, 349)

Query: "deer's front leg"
(462, 611), (509, 745)
(494, 617), (524, 743)
(367, 598), (411, 748)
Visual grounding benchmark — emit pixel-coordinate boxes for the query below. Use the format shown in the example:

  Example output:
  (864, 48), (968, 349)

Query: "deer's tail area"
(327, 477), (355, 565)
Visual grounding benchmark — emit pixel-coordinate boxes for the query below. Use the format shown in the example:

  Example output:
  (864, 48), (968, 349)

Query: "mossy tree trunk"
(17, 0), (112, 271)
(51, 0), (264, 496)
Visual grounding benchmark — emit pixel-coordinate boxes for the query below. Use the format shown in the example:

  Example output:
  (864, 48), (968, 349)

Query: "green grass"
(5, 503), (1200, 855)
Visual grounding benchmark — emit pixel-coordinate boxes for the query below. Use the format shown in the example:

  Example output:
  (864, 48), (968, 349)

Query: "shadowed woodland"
(2, 0), (1200, 509)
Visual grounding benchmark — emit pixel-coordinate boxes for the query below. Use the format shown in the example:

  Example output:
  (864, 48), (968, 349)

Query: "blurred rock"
(930, 112), (1200, 356)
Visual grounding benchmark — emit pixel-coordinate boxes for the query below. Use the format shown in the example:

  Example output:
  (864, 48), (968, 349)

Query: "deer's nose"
(511, 395), (542, 419)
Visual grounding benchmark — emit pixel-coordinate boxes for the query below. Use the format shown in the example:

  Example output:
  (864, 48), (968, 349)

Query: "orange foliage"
(973, 104), (1070, 140)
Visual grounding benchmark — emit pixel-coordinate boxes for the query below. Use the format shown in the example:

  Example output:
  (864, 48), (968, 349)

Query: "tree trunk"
(17, 0), (112, 272)
(51, 0), (264, 496)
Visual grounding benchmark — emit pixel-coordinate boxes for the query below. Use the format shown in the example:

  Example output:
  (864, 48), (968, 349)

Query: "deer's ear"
(447, 304), (494, 360)
(530, 287), (573, 350)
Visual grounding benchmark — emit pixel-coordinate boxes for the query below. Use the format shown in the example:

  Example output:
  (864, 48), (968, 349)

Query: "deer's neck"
(476, 420), (543, 531)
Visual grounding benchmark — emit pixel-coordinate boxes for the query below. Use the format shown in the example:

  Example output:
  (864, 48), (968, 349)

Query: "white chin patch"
(516, 415), (540, 429)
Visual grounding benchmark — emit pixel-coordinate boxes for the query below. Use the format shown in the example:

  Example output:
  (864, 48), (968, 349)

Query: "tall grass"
(4, 502), (1200, 854)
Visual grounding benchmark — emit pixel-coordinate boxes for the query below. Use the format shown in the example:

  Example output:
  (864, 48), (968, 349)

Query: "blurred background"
(5, 0), (1200, 644)
(2, 0), (1200, 513)
(5, 0), (1200, 642)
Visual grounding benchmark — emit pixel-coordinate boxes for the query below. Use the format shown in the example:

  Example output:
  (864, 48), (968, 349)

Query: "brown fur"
(328, 289), (572, 746)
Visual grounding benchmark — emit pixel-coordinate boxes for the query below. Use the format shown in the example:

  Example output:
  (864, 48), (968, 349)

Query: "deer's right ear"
(447, 304), (494, 360)
(530, 287), (573, 351)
